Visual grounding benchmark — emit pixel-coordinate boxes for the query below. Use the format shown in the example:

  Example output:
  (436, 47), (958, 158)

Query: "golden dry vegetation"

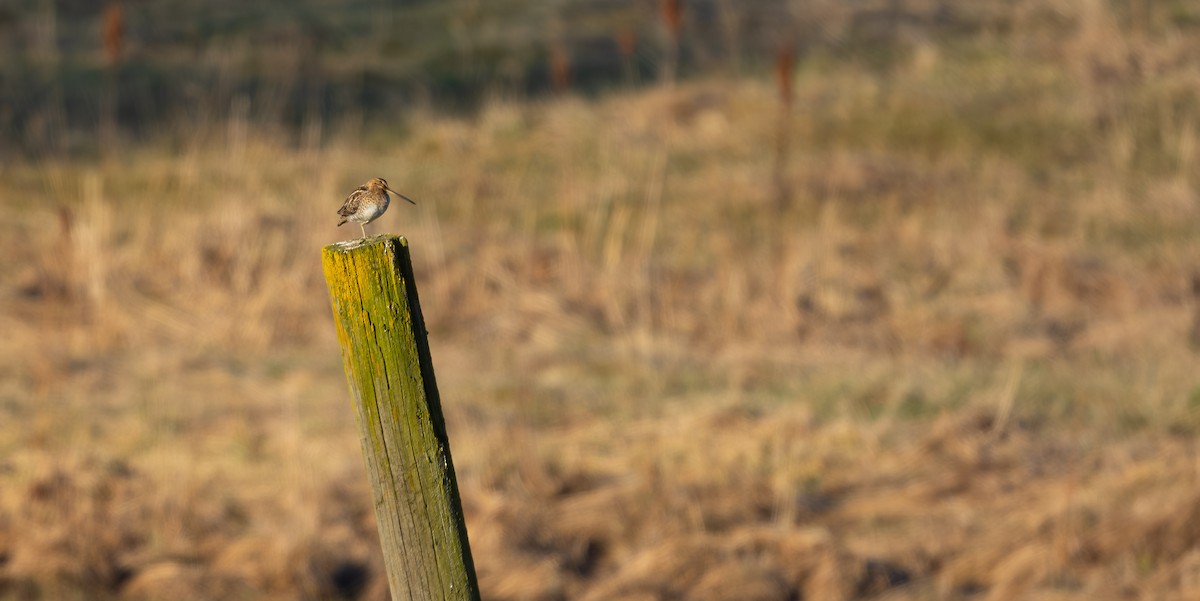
(5, 2), (1200, 600)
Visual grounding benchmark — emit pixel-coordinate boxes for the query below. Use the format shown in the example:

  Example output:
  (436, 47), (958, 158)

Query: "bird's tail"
(337, 217), (348, 226)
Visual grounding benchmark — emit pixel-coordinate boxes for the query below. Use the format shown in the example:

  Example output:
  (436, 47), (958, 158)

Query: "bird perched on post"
(337, 177), (417, 239)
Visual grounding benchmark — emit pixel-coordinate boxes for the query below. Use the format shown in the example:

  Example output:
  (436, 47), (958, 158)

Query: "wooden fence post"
(321, 235), (480, 601)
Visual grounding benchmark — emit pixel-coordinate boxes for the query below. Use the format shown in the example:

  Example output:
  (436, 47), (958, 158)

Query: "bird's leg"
(360, 223), (367, 238)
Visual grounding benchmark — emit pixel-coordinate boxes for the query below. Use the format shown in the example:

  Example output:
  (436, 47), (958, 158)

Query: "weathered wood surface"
(322, 235), (480, 601)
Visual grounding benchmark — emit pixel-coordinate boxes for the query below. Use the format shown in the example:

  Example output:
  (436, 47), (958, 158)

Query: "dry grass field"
(5, 1), (1200, 600)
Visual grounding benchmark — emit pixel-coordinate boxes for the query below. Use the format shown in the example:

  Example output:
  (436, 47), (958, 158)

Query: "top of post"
(323, 234), (408, 255)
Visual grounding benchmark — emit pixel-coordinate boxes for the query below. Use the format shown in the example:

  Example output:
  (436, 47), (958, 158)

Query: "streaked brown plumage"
(336, 177), (416, 238)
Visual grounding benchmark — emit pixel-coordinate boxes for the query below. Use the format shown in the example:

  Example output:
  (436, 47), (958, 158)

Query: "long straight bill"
(387, 187), (418, 205)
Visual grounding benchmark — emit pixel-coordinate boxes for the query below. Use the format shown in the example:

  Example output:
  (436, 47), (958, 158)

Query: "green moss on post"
(322, 235), (480, 601)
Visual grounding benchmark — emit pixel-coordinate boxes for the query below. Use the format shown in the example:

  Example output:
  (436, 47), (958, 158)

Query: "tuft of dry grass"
(4, 1), (1200, 599)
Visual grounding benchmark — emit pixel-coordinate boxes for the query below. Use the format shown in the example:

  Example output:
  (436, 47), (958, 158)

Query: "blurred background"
(3, 1), (1200, 600)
